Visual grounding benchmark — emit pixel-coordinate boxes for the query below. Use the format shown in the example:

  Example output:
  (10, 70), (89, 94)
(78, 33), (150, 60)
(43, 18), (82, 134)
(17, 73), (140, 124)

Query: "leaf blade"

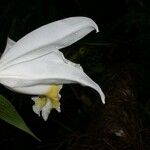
(0, 95), (41, 141)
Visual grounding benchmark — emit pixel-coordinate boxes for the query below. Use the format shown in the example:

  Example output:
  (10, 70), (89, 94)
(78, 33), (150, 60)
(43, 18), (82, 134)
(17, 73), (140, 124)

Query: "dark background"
(0, 0), (150, 149)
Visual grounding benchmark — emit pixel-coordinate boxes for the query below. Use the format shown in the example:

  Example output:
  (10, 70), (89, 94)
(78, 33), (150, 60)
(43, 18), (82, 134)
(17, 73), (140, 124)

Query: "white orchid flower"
(0, 17), (105, 121)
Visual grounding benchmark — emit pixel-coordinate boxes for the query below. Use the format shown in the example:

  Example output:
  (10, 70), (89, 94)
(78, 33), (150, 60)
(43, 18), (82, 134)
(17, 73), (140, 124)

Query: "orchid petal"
(0, 17), (98, 67)
(0, 51), (105, 103)
(41, 100), (52, 121)
(13, 85), (50, 95)
(32, 96), (47, 116)
(32, 104), (41, 117)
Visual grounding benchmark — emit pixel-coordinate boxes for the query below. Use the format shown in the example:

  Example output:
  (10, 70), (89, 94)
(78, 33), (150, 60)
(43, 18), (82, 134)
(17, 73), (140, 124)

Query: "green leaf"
(0, 95), (41, 141)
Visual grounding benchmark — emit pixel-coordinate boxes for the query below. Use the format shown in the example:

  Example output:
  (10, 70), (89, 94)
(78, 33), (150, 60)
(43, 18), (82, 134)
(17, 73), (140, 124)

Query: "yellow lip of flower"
(32, 85), (62, 121)
(45, 85), (62, 110)
(34, 96), (47, 108)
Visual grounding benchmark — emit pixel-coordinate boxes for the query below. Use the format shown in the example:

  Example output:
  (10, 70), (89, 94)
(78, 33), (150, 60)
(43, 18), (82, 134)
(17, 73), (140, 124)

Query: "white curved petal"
(0, 17), (98, 67)
(0, 51), (105, 103)
(13, 85), (50, 95)
(0, 49), (63, 71)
